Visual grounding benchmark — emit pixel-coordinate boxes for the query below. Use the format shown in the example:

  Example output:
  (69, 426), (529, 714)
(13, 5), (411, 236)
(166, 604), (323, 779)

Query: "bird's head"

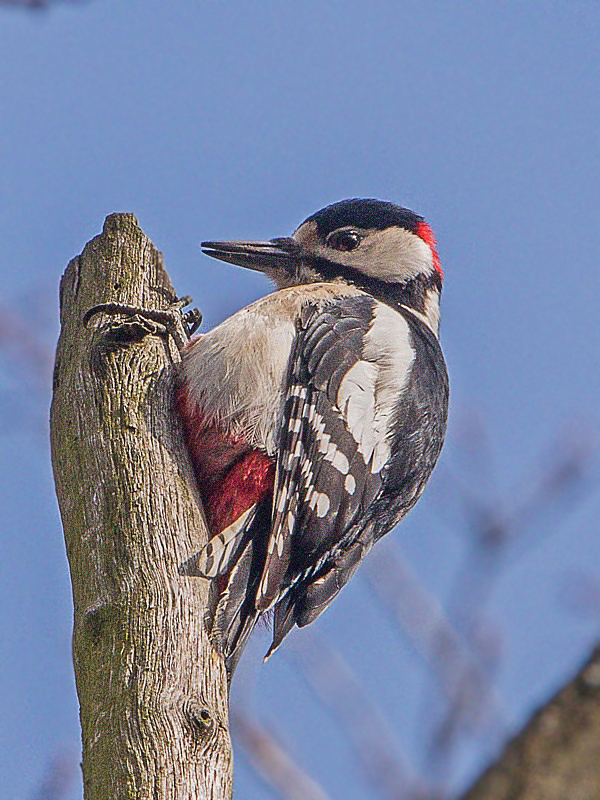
(202, 198), (443, 333)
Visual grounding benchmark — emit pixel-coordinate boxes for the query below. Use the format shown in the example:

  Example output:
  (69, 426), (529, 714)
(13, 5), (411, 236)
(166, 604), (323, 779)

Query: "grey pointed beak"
(201, 237), (301, 274)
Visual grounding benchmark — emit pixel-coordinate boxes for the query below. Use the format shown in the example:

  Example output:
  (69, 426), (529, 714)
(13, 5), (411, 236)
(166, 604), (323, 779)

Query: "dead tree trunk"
(50, 214), (233, 800)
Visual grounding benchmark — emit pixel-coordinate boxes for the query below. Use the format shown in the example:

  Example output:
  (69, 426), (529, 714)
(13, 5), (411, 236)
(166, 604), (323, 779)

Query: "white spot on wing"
(276, 489), (288, 513)
(290, 385), (307, 399)
(309, 490), (331, 517)
(327, 448), (350, 474)
(345, 474), (356, 494)
(316, 493), (330, 518)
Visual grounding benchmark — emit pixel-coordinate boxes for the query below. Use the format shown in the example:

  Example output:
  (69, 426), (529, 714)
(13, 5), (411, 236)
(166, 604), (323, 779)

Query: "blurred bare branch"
(436, 422), (596, 563)
(290, 630), (433, 800)
(364, 542), (505, 730)
(232, 711), (330, 800)
(0, 296), (53, 432)
(421, 421), (596, 788)
(356, 414), (598, 796)
(0, 0), (87, 9)
(30, 751), (77, 800)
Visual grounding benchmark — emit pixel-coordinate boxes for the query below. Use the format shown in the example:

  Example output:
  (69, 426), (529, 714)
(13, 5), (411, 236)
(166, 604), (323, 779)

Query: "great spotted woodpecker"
(176, 199), (448, 674)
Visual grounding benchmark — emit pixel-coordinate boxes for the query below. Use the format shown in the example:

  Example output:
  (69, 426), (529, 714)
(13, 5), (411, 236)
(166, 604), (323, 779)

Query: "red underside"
(175, 385), (275, 535)
(209, 450), (275, 533)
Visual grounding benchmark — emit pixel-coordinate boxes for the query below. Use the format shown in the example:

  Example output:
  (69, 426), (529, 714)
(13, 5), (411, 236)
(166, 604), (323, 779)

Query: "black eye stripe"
(326, 230), (362, 252)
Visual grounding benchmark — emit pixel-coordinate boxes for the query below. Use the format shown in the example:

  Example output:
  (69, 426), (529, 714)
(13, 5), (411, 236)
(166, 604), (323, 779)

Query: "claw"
(184, 307), (203, 336)
(83, 297), (202, 350)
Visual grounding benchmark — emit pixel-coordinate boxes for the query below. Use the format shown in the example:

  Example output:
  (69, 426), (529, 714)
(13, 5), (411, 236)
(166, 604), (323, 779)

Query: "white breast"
(181, 283), (362, 454)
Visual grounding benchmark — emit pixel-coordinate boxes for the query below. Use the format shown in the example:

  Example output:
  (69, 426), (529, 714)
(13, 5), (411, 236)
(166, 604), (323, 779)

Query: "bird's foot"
(83, 295), (202, 351)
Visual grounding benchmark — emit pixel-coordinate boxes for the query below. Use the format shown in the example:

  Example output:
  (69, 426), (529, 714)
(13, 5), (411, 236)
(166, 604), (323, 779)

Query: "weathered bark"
(461, 645), (600, 800)
(50, 214), (233, 800)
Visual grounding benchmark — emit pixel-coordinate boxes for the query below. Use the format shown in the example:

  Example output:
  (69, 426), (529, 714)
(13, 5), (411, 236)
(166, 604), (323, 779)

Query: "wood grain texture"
(50, 214), (233, 800)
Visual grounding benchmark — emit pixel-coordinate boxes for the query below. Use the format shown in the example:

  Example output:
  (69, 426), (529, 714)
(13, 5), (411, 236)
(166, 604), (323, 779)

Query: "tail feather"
(198, 506), (257, 578)
(212, 539), (259, 674)
(205, 500), (271, 676)
(203, 504), (373, 675)
(264, 593), (297, 661)
(297, 538), (371, 627)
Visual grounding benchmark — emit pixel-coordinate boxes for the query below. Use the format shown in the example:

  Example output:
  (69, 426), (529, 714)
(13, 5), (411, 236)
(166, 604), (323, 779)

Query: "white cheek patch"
(296, 225), (436, 283)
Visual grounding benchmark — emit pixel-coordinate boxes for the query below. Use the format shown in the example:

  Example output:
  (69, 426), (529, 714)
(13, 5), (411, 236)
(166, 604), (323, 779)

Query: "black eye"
(327, 230), (363, 252)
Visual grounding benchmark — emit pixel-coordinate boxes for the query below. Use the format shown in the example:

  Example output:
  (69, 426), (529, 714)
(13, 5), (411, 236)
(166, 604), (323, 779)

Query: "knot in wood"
(185, 698), (215, 739)
(82, 601), (116, 645)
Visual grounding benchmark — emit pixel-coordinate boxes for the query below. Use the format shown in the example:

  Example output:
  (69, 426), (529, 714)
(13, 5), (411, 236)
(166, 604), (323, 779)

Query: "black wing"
(255, 294), (434, 658)
(206, 294), (447, 673)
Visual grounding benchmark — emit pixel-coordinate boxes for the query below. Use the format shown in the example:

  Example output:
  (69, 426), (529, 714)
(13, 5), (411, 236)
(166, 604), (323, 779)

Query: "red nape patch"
(208, 451), (275, 536)
(415, 220), (443, 279)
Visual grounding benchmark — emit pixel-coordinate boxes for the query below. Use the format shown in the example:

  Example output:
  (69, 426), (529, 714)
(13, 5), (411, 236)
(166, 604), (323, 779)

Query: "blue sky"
(1, 2), (599, 798)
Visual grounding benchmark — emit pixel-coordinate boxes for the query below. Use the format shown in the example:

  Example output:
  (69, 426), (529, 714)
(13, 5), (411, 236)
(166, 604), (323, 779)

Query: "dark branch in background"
(460, 646), (600, 800)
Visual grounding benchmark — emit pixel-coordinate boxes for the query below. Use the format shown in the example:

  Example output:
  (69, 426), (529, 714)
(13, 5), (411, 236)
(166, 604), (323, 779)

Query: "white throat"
(401, 287), (441, 336)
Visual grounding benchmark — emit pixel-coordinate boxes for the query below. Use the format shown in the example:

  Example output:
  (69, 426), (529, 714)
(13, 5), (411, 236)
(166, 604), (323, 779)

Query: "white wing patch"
(337, 305), (414, 474)
(256, 296), (415, 613)
(337, 360), (378, 459)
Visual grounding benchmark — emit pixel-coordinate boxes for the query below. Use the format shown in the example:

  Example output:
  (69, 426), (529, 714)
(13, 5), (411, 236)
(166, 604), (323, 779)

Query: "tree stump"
(50, 214), (233, 800)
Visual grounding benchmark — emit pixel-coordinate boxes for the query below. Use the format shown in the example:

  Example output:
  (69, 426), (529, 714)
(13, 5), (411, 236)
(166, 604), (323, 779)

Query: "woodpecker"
(176, 198), (448, 674)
